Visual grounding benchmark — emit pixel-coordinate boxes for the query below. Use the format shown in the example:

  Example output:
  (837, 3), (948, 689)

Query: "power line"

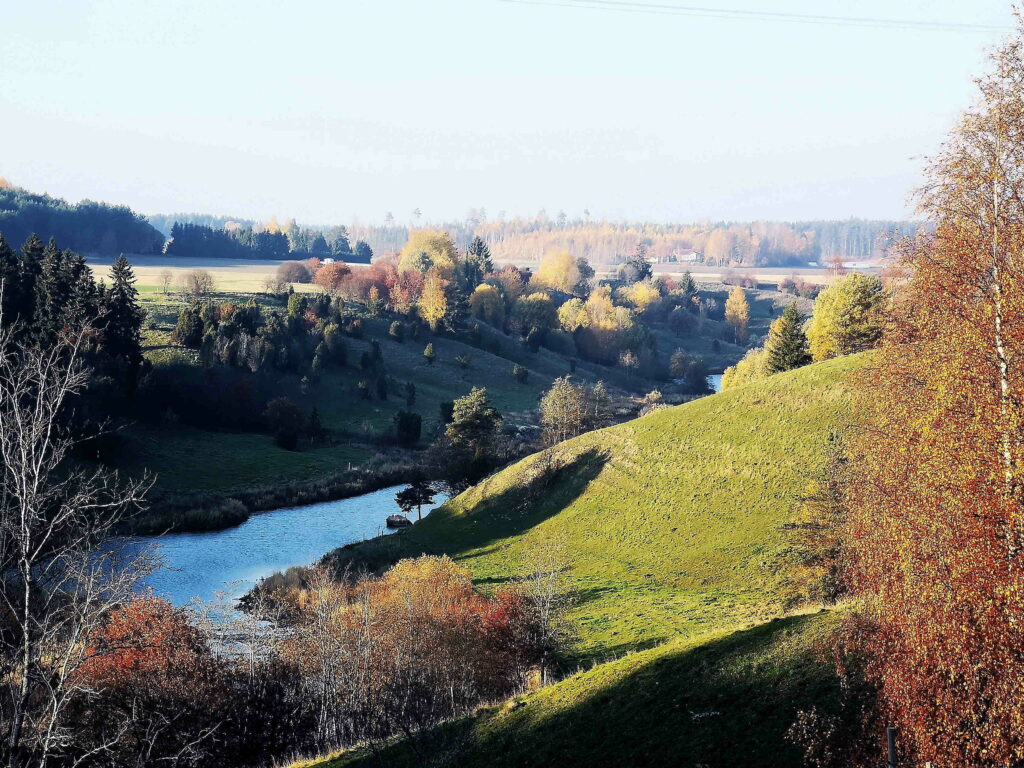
(497, 0), (1013, 33)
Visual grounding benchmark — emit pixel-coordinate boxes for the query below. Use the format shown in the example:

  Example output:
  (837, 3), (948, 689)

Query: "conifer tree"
(0, 234), (21, 326)
(18, 234), (44, 327)
(764, 302), (810, 374)
(100, 254), (144, 367)
(34, 239), (70, 344)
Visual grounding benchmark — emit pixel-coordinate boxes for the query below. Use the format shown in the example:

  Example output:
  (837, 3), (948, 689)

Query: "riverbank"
(131, 485), (448, 607)
(129, 455), (418, 535)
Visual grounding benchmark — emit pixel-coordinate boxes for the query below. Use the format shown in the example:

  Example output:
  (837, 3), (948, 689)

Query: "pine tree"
(34, 239), (70, 344)
(459, 237), (493, 290)
(0, 234), (21, 326)
(764, 302), (811, 374)
(65, 253), (100, 330)
(444, 281), (470, 332)
(100, 254), (144, 366)
(18, 234), (44, 328)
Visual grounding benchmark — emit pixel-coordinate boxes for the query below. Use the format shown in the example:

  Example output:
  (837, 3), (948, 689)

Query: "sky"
(0, 0), (1017, 225)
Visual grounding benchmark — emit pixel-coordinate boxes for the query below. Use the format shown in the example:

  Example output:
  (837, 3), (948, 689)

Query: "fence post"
(887, 726), (897, 768)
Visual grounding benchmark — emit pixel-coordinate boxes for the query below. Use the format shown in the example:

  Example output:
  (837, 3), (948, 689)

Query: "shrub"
(388, 321), (405, 342)
(393, 410), (422, 446)
(277, 260), (312, 284)
(264, 396), (303, 450)
(455, 353), (471, 369)
(423, 342), (436, 365)
(512, 363), (528, 383)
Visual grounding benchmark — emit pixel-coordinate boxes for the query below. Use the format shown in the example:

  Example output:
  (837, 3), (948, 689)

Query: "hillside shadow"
(325, 448), (609, 576)
(478, 613), (841, 768)
(348, 613), (847, 768)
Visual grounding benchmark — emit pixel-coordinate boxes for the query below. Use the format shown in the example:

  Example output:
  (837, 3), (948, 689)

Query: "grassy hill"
(323, 353), (864, 659)
(291, 354), (866, 768)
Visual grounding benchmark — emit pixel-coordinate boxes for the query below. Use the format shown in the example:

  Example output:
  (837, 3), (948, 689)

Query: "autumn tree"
(807, 273), (885, 360)
(843, 30), (1024, 767)
(724, 285), (750, 344)
(469, 283), (505, 326)
(721, 347), (767, 391)
(533, 249), (581, 293)
(398, 230), (459, 276)
(491, 265), (526, 304)
(314, 261), (352, 293)
(419, 267), (447, 331)
(539, 376), (601, 445)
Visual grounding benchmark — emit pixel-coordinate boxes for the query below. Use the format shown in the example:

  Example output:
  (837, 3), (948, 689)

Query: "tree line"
(0, 182), (164, 255)
(164, 221), (373, 262)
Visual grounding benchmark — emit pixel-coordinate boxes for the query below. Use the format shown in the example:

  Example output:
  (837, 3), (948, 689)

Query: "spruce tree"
(100, 254), (144, 366)
(444, 282), (470, 332)
(460, 237), (493, 290)
(65, 253), (100, 329)
(34, 239), (70, 344)
(0, 234), (20, 326)
(18, 234), (44, 328)
(764, 302), (811, 374)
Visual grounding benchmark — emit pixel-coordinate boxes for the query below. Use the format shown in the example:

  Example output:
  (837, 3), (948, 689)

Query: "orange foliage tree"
(280, 556), (550, 749)
(313, 261), (352, 292)
(844, 29), (1024, 767)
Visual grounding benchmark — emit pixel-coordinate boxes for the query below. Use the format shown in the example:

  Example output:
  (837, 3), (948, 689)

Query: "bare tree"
(158, 269), (174, 296)
(179, 269), (215, 301)
(0, 322), (153, 768)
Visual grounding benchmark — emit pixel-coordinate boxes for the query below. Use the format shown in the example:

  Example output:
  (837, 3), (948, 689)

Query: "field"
(86, 254), (321, 294)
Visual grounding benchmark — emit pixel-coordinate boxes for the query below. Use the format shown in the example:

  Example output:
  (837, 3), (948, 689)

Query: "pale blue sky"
(0, 0), (1016, 224)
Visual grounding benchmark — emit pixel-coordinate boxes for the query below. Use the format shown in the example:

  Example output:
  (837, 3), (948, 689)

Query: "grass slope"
(325, 353), (864, 659)
(296, 355), (866, 768)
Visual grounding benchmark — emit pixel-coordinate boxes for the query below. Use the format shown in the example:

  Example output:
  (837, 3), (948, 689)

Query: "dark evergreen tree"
(34, 239), (71, 344)
(444, 282), (470, 333)
(100, 254), (144, 367)
(173, 304), (204, 348)
(353, 240), (373, 263)
(18, 234), (44, 327)
(0, 234), (19, 326)
(456, 237), (493, 292)
(764, 302), (811, 374)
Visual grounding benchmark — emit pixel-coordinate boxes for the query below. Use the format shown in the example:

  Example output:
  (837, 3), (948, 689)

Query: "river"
(131, 485), (447, 607)
(707, 374), (724, 393)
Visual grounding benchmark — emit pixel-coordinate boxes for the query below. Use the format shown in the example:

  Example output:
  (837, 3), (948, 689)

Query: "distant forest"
(165, 221), (373, 263)
(347, 217), (924, 267)
(0, 177), (920, 268)
(0, 183), (164, 255)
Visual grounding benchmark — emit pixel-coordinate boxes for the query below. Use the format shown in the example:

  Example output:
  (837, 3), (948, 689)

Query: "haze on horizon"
(0, 0), (1016, 226)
